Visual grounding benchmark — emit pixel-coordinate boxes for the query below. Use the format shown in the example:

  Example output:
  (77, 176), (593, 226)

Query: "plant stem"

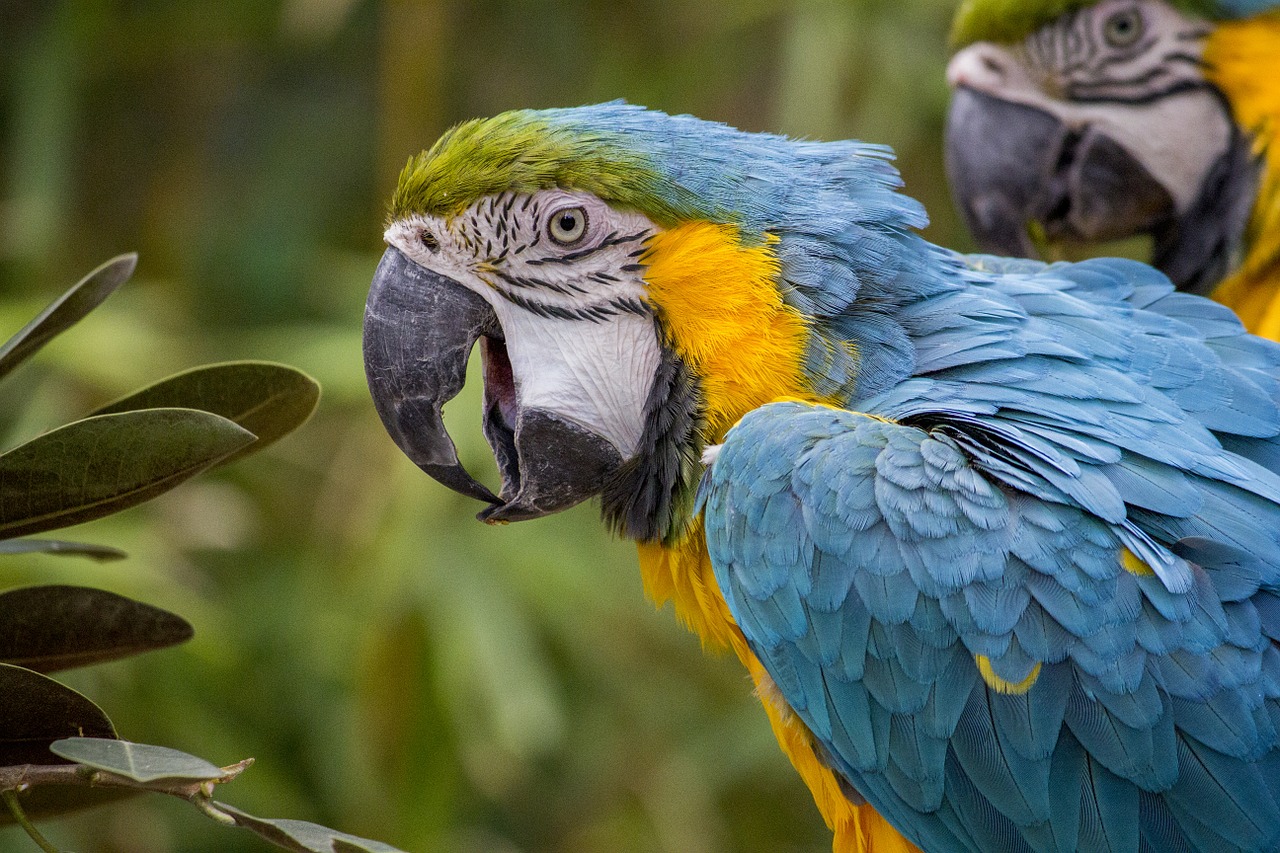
(0, 759), (251, 798)
(2, 789), (63, 853)
(0, 758), (253, 846)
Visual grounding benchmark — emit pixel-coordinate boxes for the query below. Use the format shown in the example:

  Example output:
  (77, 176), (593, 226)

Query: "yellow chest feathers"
(633, 221), (919, 851)
(1205, 14), (1280, 336)
(641, 221), (815, 441)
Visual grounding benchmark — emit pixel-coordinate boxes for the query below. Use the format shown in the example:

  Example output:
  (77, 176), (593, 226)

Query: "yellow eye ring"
(548, 206), (589, 246)
(1102, 7), (1143, 48)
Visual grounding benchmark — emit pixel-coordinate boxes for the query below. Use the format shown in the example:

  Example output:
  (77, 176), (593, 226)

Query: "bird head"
(944, 0), (1266, 292)
(364, 103), (930, 543)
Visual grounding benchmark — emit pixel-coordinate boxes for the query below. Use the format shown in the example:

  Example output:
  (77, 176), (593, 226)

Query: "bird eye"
(547, 206), (588, 246)
(1102, 7), (1143, 48)
(419, 228), (439, 252)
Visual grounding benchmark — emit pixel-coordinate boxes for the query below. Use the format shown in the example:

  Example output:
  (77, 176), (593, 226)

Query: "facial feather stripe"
(1014, 0), (1215, 105)
(435, 191), (655, 322)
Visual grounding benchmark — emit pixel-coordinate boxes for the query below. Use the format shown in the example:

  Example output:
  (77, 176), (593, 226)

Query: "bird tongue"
(363, 246), (624, 523)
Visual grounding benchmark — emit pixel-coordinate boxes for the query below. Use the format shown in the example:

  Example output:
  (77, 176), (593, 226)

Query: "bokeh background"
(0, 2), (963, 851)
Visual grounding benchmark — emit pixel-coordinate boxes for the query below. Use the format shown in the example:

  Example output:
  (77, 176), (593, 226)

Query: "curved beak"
(364, 246), (502, 505)
(363, 247), (624, 522)
(945, 86), (1175, 256)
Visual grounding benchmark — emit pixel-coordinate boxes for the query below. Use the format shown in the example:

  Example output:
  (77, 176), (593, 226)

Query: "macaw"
(363, 103), (1280, 852)
(945, 0), (1280, 334)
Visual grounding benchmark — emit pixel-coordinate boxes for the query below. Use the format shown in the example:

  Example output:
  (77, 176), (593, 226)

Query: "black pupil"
(559, 213), (578, 232)
(1110, 13), (1136, 38)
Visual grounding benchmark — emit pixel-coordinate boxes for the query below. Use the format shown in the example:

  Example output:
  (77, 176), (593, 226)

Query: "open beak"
(945, 87), (1175, 256)
(363, 247), (624, 522)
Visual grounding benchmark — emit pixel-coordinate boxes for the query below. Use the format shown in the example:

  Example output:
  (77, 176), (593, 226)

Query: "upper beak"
(945, 86), (1062, 258)
(363, 246), (502, 506)
(363, 247), (625, 522)
(945, 86), (1175, 257)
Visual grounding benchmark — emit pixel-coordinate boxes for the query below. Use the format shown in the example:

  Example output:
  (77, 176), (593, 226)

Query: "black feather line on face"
(1152, 113), (1260, 295)
(600, 332), (705, 545)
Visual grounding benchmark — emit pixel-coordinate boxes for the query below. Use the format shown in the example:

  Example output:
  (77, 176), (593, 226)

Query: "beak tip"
(365, 245), (511, 506)
(365, 249), (628, 525)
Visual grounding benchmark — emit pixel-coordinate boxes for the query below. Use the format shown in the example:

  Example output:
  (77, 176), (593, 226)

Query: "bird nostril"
(420, 229), (439, 252)
(946, 44), (1009, 89)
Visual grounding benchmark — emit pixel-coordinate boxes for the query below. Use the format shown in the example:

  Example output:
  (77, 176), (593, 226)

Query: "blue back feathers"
(616, 102), (1280, 852)
(466, 103), (1280, 852)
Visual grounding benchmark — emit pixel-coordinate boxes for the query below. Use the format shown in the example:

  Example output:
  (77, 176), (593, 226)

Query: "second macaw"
(364, 103), (1280, 852)
(945, 0), (1280, 334)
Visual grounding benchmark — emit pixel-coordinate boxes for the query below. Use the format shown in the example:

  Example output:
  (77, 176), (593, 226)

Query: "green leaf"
(0, 663), (115, 766)
(48, 738), (225, 784)
(0, 254), (136, 383)
(332, 840), (408, 853)
(0, 407), (256, 539)
(92, 361), (320, 464)
(0, 585), (192, 673)
(214, 803), (409, 853)
(0, 538), (126, 560)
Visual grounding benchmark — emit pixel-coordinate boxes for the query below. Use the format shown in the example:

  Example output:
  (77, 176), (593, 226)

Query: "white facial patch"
(384, 190), (664, 459)
(491, 302), (661, 456)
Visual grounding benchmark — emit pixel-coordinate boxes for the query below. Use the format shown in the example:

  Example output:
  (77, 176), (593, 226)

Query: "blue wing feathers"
(952, 686), (1054, 827)
(1088, 667), (1165, 731)
(1013, 599), (1078, 663)
(1166, 736), (1280, 849)
(701, 246), (1280, 850)
(1047, 733), (1085, 853)
(1137, 789), (1194, 853)
(863, 654), (933, 715)
(991, 663), (1071, 761)
(1080, 755), (1140, 853)
(1222, 600), (1262, 647)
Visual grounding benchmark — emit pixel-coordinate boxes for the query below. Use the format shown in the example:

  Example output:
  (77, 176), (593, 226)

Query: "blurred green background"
(0, 2), (963, 851)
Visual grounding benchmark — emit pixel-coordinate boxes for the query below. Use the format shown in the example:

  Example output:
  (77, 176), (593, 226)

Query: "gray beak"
(945, 86), (1174, 256)
(363, 247), (624, 522)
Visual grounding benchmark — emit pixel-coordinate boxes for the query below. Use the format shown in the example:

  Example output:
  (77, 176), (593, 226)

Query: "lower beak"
(945, 87), (1174, 255)
(363, 247), (624, 522)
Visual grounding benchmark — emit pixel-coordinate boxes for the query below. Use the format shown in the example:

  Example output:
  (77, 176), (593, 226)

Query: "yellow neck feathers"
(641, 221), (814, 442)
(634, 219), (817, 648)
(632, 222), (920, 851)
(1205, 14), (1280, 336)
(635, 219), (819, 644)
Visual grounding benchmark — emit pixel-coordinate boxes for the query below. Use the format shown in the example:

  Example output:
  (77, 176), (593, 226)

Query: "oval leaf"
(332, 839), (409, 853)
(0, 408), (256, 539)
(0, 585), (192, 673)
(214, 803), (409, 853)
(0, 538), (126, 561)
(49, 737), (225, 784)
(92, 361), (320, 464)
(0, 254), (137, 383)
(0, 663), (115, 766)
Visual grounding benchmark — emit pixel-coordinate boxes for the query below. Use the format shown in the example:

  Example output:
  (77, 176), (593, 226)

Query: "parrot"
(363, 102), (1280, 852)
(944, 0), (1280, 335)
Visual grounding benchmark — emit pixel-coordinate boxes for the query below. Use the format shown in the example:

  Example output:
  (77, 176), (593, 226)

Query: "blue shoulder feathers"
(701, 249), (1280, 852)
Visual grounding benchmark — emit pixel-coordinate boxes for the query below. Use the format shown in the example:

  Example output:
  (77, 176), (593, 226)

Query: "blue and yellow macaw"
(945, 0), (1280, 335)
(363, 103), (1280, 852)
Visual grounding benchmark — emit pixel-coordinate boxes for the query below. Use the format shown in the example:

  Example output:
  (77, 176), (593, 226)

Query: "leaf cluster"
(0, 257), (402, 852)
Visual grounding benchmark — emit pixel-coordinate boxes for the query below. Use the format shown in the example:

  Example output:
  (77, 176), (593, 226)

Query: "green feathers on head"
(389, 108), (693, 225)
(388, 101), (927, 252)
(950, 0), (1222, 46)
